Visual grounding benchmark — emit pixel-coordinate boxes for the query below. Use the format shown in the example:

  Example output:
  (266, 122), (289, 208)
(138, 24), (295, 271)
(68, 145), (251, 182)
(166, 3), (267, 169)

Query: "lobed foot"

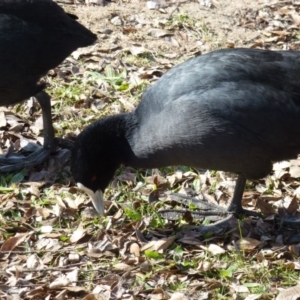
(0, 146), (52, 172)
(0, 137), (75, 173)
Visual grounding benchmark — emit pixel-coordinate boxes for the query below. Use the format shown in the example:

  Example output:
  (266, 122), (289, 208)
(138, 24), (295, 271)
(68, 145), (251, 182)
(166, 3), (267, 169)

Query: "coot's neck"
(89, 112), (183, 169)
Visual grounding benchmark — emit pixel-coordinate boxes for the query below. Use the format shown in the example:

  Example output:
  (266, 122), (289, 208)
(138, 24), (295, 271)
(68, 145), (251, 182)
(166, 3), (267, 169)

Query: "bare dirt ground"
(2, 0), (300, 299)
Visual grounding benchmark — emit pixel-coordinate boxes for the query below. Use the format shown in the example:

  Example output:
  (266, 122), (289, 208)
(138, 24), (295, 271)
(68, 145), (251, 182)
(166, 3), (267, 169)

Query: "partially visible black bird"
(71, 48), (300, 219)
(0, 0), (97, 172)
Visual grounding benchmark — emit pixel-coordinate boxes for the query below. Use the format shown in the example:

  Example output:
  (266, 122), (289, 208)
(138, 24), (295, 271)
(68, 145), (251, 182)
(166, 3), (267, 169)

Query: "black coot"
(71, 48), (300, 218)
(0, 0), (97, 172)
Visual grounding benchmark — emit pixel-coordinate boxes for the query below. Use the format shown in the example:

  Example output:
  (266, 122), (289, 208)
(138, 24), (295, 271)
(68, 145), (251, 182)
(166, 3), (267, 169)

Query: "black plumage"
(71, 48), (300, 217)
(0, 0), (97, 172)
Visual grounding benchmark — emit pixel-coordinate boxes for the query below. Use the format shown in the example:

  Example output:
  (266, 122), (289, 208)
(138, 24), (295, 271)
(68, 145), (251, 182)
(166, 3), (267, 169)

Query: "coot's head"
(71, 116), (129, 215)
(71, 148), (117, 215)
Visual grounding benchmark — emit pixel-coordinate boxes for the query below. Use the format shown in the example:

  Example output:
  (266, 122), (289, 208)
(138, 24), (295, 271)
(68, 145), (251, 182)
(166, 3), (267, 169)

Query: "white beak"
(77, 183), (104, 215)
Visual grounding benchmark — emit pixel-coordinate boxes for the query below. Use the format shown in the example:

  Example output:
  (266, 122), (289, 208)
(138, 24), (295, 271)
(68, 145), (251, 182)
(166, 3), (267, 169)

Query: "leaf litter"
(1, 0), (300, 299)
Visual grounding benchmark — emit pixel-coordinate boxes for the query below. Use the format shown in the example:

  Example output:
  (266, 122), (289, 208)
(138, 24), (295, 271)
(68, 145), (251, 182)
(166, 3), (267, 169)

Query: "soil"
(73, 0), (266, 58)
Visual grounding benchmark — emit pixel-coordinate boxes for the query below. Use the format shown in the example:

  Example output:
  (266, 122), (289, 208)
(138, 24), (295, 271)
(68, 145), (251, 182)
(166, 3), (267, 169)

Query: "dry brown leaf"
(197, 261), (213, 272)
(148, 28), (173, 38)
(40, 225), (53, 233)
(70, 223), (86, 243)
(49, 277), (70, 289)
(289, 245), (300, 257)
(273, 161), (291, 170)
(286, 196), (299, 214)
(0, 111), (6, 127)
(169, 292), (190, 300)
(256, 198), (276, 214)
(141, 236), (176, 252)
(129, 46), (148, 56)
(270, 30), (291, 36)
(199, 244), (226, 255)
(290, 12), (300, 25)
(113, 263), (132, 271)
(129, 243), (140, 257)
(83, 293), (106, 300)
(0, 231), (33, 255)
(72, 45), (96, 60)
(27, 254), (45, 269)
(231, 283), (249, 293)
(64, 196), (80, 209)
(118, 96), (136, 111)
(236, 237), (261, 251)
(289, 164), (300, 178)
(276, 284), (300, 300)
(244, 294), (262, 300)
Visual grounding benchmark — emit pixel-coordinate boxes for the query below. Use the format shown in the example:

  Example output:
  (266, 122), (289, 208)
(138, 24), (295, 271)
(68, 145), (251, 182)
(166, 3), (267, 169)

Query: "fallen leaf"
(276, 284), (300, 300)
(201, 244), (226, 255)
(130, 243), (140, 257)
(0, 232), (33, 258)
(236, 238), (261, 251)
(70, 223), (86, 243)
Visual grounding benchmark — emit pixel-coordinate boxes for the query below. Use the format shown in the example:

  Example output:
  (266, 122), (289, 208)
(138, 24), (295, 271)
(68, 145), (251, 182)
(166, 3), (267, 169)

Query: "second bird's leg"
(0, 91), (54, 172)
(36, 91), (55, 152)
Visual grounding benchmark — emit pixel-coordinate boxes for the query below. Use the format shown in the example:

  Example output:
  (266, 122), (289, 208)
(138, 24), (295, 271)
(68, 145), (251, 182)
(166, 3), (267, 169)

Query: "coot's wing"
(0, 14), (42, 105)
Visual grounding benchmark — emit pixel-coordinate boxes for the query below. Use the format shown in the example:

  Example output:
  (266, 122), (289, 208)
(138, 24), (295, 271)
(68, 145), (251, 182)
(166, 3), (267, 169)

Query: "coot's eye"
(91, 175), (98, 182)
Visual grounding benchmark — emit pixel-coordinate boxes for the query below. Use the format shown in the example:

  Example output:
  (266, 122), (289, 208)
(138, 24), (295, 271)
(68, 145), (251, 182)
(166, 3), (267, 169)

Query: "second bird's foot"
(0, 145), (52, 172)
(0, 137), (74, 173)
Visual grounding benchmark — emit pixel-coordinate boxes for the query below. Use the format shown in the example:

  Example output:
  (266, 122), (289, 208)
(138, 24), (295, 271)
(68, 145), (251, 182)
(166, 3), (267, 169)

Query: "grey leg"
(0, 91), (54, 172)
